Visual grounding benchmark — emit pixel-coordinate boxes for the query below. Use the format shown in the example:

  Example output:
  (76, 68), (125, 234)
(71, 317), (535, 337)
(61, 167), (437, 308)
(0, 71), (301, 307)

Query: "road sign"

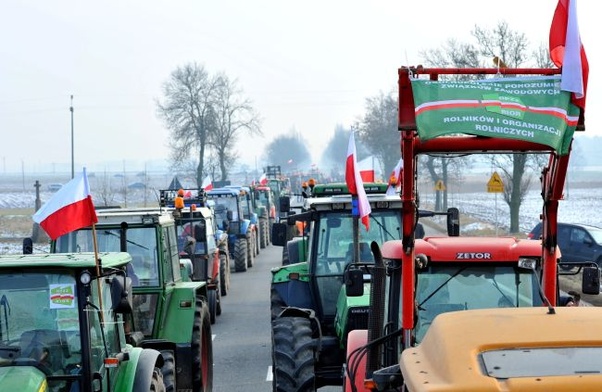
(487, 171), (504, 193)
(435, 180), (446, 191)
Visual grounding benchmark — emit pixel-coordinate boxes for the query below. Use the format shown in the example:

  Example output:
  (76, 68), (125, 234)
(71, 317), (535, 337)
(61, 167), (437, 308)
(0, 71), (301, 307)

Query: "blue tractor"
(207, 187), (258, 272)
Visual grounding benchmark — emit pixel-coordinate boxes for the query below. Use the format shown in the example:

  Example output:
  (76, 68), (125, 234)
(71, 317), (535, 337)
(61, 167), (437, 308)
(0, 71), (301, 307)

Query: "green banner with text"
(411, 76), (579, 155)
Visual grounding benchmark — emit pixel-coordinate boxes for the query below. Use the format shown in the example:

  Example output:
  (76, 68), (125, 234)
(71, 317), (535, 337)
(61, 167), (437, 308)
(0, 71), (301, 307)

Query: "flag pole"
(352, 197), (360, 264)
(92, 223), (105, 323)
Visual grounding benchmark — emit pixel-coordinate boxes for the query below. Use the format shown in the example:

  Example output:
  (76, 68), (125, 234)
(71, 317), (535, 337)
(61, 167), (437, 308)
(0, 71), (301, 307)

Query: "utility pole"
(70, 95), (74, 179)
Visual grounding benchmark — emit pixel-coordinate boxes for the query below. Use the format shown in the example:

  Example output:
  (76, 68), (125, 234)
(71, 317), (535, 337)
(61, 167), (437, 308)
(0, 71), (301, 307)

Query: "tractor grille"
(347, 306), (370, 332)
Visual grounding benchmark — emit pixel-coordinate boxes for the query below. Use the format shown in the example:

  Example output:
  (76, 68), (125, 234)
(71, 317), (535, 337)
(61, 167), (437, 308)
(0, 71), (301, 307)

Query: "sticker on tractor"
(49, 284), (76, 309)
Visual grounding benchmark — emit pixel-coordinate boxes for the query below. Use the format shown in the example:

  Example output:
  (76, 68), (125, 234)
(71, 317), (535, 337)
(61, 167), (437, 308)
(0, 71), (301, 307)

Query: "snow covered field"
(1, 171), (601, 254)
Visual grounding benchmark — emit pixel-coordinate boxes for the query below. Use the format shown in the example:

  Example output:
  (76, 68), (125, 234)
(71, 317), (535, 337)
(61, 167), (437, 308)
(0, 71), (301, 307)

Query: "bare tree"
(420, 20), (550, 233)
(209, 74), (261, 182)
(156, 62), (221, 186)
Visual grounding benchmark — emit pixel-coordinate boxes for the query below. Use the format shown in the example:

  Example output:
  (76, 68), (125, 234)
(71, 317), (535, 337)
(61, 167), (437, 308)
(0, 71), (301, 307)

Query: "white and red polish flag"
(549, 0), (588, 111)
(33, 168), (98, 240)
(201, 175), (213, 191)
(259, 173), (268, 186)
(345, 132), (371, 231)
(386, 158), (404, 196)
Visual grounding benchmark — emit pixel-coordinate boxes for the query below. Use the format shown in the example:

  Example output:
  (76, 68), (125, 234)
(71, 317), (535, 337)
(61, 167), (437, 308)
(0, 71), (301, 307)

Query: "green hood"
(0, 366), (47, 391)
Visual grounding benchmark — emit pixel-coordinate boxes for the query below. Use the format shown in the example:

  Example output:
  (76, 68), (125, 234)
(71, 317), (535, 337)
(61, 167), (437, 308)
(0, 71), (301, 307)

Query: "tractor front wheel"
(272, 316), (316, 392)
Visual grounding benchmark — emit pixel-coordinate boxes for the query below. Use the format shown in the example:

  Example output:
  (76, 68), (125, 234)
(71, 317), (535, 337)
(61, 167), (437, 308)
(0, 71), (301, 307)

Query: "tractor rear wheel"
(234, 238), (248, 272)
(192, 298), (213, 392)
(208, 289), (217, 324)
(220, 252), (230, 296)
(272, 316), (316, 392)
(270, 287), (286, 320)
(260, 218), (268, 249)
(247, 233), (255, 268)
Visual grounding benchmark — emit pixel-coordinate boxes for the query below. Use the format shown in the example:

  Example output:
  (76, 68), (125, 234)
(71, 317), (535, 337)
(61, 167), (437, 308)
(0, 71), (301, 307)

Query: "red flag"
(345, 133), (371, 230)
(33, 168), (98, 240)
(201, 175), (213, 191)
(386, 158), (404, 196)
(259, 173), (268, 186)
(549, 0), (588, 110)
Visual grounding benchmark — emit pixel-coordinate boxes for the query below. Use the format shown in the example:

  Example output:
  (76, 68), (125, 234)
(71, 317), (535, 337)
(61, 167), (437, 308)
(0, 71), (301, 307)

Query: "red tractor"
(344, 66), (600, 391)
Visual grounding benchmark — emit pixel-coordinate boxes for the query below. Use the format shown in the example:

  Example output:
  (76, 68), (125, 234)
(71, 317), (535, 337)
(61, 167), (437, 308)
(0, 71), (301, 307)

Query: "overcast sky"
(1, 0), (598, 174)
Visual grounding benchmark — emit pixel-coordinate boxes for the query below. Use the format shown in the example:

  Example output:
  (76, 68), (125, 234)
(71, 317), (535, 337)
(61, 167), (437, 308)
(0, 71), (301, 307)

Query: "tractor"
(0, 252), (167, 391)
(343, 66), (602, 391)
(207, 187), (258, 272)
(52, 207), (213, 391)
(251, 184), (276, 249)
(159, 188), (231, 324)
(269, 182), (404, 390)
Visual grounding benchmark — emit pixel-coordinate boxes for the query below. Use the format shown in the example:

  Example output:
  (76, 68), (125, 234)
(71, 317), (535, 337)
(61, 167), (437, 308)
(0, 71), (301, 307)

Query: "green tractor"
(269, 182), (403, 390)
(251, 184), (276, 249)
(159, 188), (231, 324)
(52, 208), (213, 391)
(0, 252), (166, 391)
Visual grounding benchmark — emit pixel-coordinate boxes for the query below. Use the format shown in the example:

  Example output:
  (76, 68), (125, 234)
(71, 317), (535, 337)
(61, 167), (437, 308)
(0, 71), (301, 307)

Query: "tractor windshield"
(414, 264), (542, 343)
(0, 271), (82, 384)
(312, 209), (402, 317)
(313, 209), (402, 275)
(55, 227), (160, 287)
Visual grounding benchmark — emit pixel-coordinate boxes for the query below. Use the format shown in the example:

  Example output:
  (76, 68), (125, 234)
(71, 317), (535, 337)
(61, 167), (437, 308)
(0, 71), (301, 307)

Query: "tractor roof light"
(376, 201), (389, 208)
(518, 257), (538, 270)
(308, 178), (316, 189)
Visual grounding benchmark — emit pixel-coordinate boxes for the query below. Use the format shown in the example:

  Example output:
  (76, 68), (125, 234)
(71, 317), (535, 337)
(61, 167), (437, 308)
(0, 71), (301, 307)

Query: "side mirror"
(111, 276), (133, 314)
(582, 266), (600, 295)
(23, 238), (33, 254)
(271, 223), (288, 246)
(345, 268), (364, 297)
(279, 196), (291, 213)
(447, 207), (460, 237)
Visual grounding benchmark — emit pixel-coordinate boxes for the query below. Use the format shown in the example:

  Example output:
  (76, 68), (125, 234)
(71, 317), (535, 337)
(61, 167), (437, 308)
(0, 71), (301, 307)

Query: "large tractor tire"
(281, 244), (289, 266)
(208, 289), (217, 325)
(192, 298), (213, 392)
(260, 218), (269, 249)
(255, 227), (261, 256)
(272, 316), (316, 392)
(270, 287), (286, 320)
(234, 238), (248, 272)
(160, 350), (176, 392)
(220, 252), (230, 297)
(247, 233), (255, 268)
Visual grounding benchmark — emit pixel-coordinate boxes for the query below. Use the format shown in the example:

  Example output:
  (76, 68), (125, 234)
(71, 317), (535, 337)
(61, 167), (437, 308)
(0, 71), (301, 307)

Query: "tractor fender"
(132, 348), (163, 392)
(250, 212), (259, 225)
(240, 219), (251, 235)
(344, 329), (370, 392)
(157, 285), (208, 343)
(279, 306), (316, 320)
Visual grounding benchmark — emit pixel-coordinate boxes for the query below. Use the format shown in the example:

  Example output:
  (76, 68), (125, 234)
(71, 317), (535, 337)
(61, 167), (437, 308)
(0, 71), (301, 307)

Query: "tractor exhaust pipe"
(366, 241), (386, 376)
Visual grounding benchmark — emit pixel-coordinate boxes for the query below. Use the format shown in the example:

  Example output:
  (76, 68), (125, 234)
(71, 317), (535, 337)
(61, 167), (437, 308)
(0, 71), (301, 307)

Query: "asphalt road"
(211, 227), (444, 392)
(211, 243), (280, 392)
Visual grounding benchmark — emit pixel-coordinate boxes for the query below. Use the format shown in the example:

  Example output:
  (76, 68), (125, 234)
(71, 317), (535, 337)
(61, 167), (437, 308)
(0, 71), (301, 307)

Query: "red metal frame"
(397, 67), (581, 333)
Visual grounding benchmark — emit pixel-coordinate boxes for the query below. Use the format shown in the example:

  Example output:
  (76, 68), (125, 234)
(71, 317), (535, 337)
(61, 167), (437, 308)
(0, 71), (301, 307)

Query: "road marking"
(266, 366), (273, 381)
